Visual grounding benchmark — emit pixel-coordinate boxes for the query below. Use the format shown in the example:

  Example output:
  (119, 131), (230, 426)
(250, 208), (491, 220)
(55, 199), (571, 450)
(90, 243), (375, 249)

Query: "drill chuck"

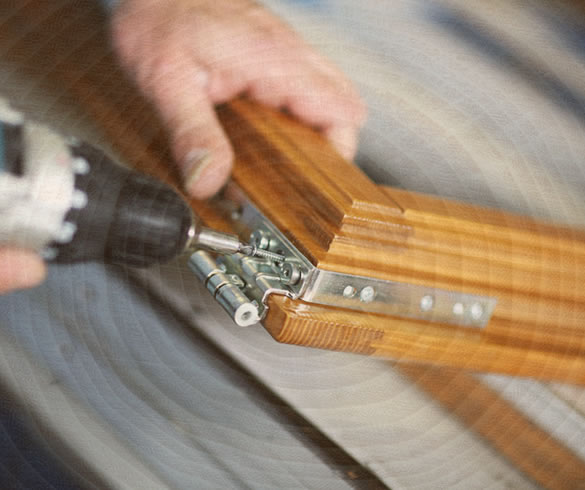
(51, 143), (193, 267)
(0, 107), (285, 268)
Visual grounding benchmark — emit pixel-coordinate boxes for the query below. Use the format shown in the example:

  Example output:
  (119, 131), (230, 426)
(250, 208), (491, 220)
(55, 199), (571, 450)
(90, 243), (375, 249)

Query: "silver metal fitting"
(343, 286), (357, 298)
(279, 262), (303, 285)
(193, 227), (242, 255)
(359, 286), (376, 303)
(187, 183), (497, 329)
(189, 251), (259, 327)
(420, 294), (434, 312)
(250, 230), (272, 250)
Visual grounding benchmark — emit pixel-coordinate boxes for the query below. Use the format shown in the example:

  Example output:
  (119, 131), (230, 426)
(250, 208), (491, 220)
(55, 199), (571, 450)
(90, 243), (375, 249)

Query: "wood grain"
(9, 3), (585, 488)
(399, 364), (585, 490)
(215, 99), (585, 384)
(12, 1), (585, 383)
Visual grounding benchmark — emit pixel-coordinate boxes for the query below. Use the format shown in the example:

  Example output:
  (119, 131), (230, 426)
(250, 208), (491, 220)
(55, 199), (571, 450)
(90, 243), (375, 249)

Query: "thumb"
(0, 248), (46, 294)
(139, 50), (233, 199)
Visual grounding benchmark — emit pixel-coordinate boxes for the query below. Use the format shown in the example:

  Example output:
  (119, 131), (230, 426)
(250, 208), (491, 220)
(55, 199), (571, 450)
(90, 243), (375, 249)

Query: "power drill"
(0, 98), (283, 267)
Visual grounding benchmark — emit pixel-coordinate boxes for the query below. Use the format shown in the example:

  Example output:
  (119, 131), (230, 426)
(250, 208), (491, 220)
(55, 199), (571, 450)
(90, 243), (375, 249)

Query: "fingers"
(292, 45), (368, 131)
(281, 56), (367, 160)
(134, 47), (234, 199)
(206, 19), (367, 161)
(111, 0), (368, 199)
(324, 125), (359, 161)
(245, 64), (365, 161)
(0, 248), (46, 294)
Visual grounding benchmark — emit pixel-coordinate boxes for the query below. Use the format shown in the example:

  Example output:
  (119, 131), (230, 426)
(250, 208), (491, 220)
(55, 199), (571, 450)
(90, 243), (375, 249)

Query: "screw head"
(250, 230), (271, 250)
(452, 302), (464, 316)
(420, 295), (434, 312)
(280, 262), (302, 285)
(360, 286), (376, 303)
(343, 285), (357, 298)
(470, 303), (484, 321)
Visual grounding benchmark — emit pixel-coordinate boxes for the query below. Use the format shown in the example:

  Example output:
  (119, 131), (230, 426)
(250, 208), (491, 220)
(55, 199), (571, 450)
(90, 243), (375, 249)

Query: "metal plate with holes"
(190, 183), (497, 329)
(303, 270), (496, 328)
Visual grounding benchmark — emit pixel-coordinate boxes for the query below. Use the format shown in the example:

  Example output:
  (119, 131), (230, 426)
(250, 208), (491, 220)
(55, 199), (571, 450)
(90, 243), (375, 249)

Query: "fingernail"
(183, 149), (212, 191)
(189, 164), (220, 199)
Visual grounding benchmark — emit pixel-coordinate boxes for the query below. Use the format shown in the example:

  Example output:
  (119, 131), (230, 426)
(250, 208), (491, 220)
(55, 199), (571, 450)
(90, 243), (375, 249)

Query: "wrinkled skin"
(112, 0), (366, 197)
(1, 0), (366, 293)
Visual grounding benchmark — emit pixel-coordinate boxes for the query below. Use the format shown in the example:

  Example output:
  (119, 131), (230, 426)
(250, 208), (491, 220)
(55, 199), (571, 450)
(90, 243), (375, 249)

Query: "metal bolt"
(360, 286), (375, 303)
(280, 262), (302, 285)
(470, 303), (484, 321)
(420, 295), (434, 312)
(343, 285), (357, 298)
(452, 302), (464, 316)
(250, 230), (272, 250)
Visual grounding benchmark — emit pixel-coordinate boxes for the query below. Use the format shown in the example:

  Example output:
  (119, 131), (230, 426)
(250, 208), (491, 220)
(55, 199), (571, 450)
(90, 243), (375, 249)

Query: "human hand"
(111, 0), (366, 199)
(0, 248), (46, 294)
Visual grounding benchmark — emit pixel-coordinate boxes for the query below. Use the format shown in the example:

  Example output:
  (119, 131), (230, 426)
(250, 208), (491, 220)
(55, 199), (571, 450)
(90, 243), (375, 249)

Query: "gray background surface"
(2, 0), (585, 488)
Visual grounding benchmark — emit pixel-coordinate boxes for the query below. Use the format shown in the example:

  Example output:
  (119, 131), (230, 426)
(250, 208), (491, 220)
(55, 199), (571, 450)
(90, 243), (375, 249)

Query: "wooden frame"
(190, 99), (585, 384)
(11, 0), (583, 384)
(8, 4), (585, 488)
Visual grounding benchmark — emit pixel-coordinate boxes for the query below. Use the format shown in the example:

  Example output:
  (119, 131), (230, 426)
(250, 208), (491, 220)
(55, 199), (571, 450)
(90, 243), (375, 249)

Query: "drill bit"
(188, 225), (285, 262)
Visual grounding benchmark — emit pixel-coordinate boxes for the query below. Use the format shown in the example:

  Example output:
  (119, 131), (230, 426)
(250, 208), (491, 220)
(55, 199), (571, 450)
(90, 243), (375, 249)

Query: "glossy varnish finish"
(15, 0), (582, 382)
(212, 99), (585, 384)
(8, 3), (585, 488)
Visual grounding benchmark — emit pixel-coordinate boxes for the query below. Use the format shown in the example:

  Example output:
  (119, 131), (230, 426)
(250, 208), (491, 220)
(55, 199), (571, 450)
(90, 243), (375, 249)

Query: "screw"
(420, 295), (434, 312)
(251, 248), (285, 262)
(470, 303), (484, 321)
(343, 286), (357, 298)
(280, 262), (302, 285)
(250, 230), (271, 250)
(452, 302), (464, 316)
(360, 286), (375, 303)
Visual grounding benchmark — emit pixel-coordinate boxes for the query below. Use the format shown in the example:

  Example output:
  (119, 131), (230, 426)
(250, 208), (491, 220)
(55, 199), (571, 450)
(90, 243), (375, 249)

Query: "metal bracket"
(188, 193), (314, 326)
(189, 184), (497, 328)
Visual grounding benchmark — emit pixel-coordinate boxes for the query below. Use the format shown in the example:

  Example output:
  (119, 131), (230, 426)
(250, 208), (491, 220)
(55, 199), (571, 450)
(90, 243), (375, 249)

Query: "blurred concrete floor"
(2, 0), (585, 488)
